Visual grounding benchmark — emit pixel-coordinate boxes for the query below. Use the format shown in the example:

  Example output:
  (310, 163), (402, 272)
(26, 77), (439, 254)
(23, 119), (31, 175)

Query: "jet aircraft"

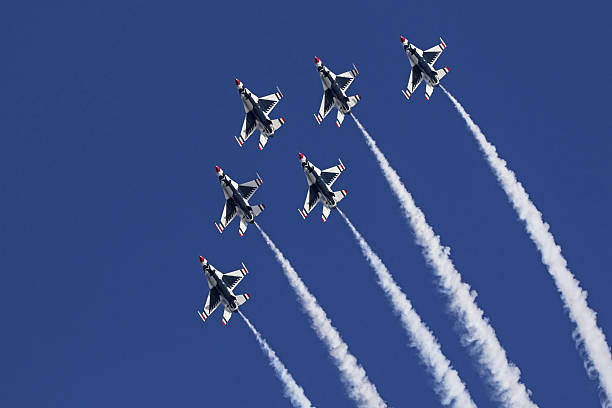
(234, 79), (285, 151)
(400, 36), (450, 101)
(297, 153), (347, 222)
(313, 57), (361, 128)
(214, 166), (265, 237)
(196, 256), (250, 326)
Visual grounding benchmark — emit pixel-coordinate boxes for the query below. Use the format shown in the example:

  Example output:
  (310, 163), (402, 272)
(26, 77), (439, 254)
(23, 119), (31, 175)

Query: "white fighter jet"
(400, 36), (450, 101)
(313, 57), (361, 128)
(196, 256), (250, 326)
(297, 153), (347, 223)
(214, 166), (265, 237)
(234, 78), (285, 151)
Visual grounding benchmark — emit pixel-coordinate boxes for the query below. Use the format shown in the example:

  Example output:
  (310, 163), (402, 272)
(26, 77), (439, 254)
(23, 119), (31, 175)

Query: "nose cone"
(298, 152), (304, 160)
(314, 56), (320, 64)
(215, 166), (221, 173)
(199, 256), (206, 264)
(400, 36), (406, 43)
(235, 78), (241, 86)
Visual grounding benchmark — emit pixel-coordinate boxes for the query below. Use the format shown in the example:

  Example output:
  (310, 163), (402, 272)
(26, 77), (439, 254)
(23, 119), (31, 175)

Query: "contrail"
(442, 85), (612, 406)
(350, 113), (537, 407)
(238, 311), (314, 408)
(255, 223), (387, 408)
(338, 208), (476, 408)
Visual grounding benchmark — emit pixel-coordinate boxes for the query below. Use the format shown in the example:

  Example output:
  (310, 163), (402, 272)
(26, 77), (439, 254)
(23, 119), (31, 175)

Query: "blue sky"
(2, 1), (611, 406)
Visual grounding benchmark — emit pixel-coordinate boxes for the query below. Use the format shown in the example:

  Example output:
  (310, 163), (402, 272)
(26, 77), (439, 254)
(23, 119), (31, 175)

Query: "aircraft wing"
(335, 65), (359, 92)
(222, 264), (248, 291)
(320, 159), (346, 188)
(199, 287), (222, 322)
(422, 38), (447, 65)
(314, 89), (335, 124)
(216, 199), (237, 233)
(258, 89), (283, 114)
(403, 66), (423, 99)
(298, 184), (320, 219)
(238, 175), (263, 201)
(236, 111), (257, 147)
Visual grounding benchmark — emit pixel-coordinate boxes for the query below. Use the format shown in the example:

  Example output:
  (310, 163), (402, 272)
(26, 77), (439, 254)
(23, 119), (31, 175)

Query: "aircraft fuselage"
(318, 66), (350, 113)
(204, 266), (238, 311)
(304, 163), (336, 208)
(240, 90), (274, 135)
(220, 176), (254, 223)
(405, 46), (440, 87)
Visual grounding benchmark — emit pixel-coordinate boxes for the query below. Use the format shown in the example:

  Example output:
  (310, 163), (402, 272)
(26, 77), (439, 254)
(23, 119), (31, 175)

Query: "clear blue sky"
(2, 1), (611, 406)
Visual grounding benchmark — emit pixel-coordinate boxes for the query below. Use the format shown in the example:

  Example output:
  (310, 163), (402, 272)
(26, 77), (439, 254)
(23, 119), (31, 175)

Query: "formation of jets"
(199, 36), (450, 324)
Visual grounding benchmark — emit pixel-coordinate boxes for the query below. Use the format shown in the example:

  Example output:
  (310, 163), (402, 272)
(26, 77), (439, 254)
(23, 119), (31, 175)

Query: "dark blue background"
(2, 1), (611, 406)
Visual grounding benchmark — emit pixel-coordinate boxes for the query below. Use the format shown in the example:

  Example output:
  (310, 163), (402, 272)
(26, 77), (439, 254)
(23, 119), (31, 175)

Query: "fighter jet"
(313, 57), (361, 128)
(297, 153), (347, 222)
(196, 256), (250, 326)
(234, 79), (285, 151)
(214, 166), (265, 237)
(400, 36), (450, 101)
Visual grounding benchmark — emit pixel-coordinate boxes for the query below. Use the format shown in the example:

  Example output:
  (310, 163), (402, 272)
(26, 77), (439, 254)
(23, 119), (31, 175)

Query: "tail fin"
(333, 189), (348, 203)
(348, 94), (361, 109)
(271, 117), (285, 132)
(251, 204), (265, 217)
(236, 293), (250, 307)
(436, 66), (450, 81)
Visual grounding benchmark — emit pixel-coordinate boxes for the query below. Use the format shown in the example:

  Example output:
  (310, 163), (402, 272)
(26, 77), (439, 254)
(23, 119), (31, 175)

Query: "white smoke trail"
(442, 86), (612, 407)
(337, 209), (476, 408)
(255, 223), (387, 408)
(351, 113), (537, 407)
(238, 311), (314, 408)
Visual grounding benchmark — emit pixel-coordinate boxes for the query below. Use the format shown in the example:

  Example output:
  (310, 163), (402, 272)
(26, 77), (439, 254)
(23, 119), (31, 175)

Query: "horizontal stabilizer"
(321, 205), (332, 223)
(238, 218), (248, 237)
(336, 111), (345, 128)
(348, 94), (361, 109)
(333, 189), (348, 203)
(271, 117), (285, 132)
(222, 307), (232, 326)
(425, 83), (435, 101)
(251, 204), (265, 218)
(236, 293), (250, 307)
(436, 66), (450, 81)
(258, 134), (269, 151)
